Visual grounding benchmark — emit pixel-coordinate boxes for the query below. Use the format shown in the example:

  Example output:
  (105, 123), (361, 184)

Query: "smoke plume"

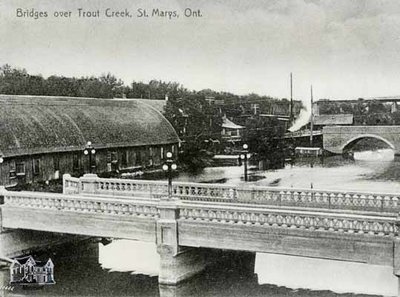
(288, 107), (310, 132)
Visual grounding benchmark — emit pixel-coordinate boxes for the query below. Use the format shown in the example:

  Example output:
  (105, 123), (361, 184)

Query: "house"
(221, 116), (245, 144)
(0, 95), (180, 186)
(10, 256), (55, 285)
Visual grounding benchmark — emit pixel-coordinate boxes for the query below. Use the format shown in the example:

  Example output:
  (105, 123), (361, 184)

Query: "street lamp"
(83, 141), (96, 173)
(0, 155), (3, 190)
(240, 143), (249, 182)
(162, 152), (177, 199)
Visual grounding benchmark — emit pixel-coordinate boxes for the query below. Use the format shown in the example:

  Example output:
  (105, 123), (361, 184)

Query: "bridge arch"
(340, 134), (395, 152)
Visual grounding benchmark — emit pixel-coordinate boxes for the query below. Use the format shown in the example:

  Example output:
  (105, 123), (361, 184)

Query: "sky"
(1, 0), (400, 105)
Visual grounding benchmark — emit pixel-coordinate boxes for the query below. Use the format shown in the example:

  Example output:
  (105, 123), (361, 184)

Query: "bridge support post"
(79, 174), (99, 194)
(157, 199), (208, 285)
(158, 246), (208, 285)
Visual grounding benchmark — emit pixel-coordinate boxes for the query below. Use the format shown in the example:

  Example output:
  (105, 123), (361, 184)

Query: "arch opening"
(341, 134), (395, 159)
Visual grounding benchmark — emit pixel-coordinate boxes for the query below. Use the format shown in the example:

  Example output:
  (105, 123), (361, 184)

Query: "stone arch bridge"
(323, 126), (400, 154)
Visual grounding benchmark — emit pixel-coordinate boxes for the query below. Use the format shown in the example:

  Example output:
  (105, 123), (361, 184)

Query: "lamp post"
(83, 141), (96, 174)
(0, 155), (3, 191)
(241, 143), (249, 182)
(162, 152), (177, 199)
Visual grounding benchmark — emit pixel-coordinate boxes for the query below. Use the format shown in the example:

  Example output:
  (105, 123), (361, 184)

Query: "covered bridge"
(0, 95), (179, 186)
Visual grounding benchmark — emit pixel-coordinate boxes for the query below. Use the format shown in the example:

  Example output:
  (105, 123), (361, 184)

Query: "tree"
(0, 64), (30, 94)
(99, 73), (124, 98)
(244, 116), (287, 169)
(164, 93), (223, 172)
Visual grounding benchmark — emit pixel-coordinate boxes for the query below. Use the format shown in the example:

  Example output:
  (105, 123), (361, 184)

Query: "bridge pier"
(156, 199), (256, 285)
(158, 248), (256, 286)
(157, 199), (209, 285)
(158, 246), (209, 285)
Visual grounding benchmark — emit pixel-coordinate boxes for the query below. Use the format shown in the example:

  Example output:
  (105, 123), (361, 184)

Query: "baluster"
(276, 191), (282, 206)
(299, 192), (305, 205)
(336, 193), (344, 207)
(311, 190), (315, 203)
(304, 216), (312, 230)
(55, 198), (61, 210)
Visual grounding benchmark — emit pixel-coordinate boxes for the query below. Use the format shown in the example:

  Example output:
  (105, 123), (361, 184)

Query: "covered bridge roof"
(0, 95), (179, 158)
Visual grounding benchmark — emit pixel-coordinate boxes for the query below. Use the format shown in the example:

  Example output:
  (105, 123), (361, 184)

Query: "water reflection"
(2, 243), (393, 297)
(100, 241), (159, 276)
(353, 149), (395, 161)
(177, 149), (400, 192)
(0, 244), (160, 297)
(100, 241), (397, 296)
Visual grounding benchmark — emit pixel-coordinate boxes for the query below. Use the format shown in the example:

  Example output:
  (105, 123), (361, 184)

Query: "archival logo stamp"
(10, 256), (55, 287)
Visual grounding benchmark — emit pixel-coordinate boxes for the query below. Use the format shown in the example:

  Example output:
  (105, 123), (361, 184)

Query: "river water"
(1, 149), (399, 297)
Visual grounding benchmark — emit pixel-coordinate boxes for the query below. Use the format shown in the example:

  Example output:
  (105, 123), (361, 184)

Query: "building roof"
(14, 256), (35, 265)
(128, 98), (166, 113)
(222, 118), (245, 129)
(0, 95), (179, 158)
(314, 114), (353, 125)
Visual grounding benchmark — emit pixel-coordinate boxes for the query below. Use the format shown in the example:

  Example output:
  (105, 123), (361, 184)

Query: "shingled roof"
(129, 98), (166, 113)
(0, 95), (179, 157)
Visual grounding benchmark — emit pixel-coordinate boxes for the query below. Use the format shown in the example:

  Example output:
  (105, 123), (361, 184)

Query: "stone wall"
(323, 125), (400, 154)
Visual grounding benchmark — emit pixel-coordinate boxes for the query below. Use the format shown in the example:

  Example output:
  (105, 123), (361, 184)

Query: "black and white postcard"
(1, 1), (399, 296)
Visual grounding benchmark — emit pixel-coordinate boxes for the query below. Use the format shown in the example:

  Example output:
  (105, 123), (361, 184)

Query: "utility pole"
(310, 85), (314, 147)
(290, 73), (293, 124)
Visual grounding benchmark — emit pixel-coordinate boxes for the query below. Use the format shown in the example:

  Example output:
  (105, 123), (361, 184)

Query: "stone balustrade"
(4, 183), (400, 292)
(3, 190), (159, 218)
(63, 174), (400, 213)
(3, 188), (398, 238)
(63, 174), (81, 194)
(179, 203), (399, 237)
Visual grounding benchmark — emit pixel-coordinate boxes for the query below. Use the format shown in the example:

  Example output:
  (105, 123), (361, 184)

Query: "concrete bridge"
(2, 174), (400, 294)
(323, 125), (400, 154)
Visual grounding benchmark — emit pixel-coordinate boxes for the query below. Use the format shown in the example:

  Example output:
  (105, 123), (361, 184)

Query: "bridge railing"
(179, 202), (399, 236)
(2, 187), (399, 237)
(2, 189), (159, 218)
(63, 174), (81, 194)
(63, 174), (400, 213)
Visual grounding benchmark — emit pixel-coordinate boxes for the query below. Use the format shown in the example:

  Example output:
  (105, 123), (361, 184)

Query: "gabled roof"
(222, 118), (245, 129)
(35, 259), (53, 268)
(13, 256), (35, 265)
(0, 95), (179, 157)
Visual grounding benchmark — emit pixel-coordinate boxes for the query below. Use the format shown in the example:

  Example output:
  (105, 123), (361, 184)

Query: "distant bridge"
(323, 125), (400, 154)
(2, 174), (400, 293)
(283, 129), (322, 139)
(284, 126), (400, 155)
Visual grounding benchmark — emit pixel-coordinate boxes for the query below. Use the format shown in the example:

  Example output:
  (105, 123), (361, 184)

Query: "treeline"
(0, 64), (302, 113)
(0, 64), (124, 98)
(318, 99), (400, 125)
